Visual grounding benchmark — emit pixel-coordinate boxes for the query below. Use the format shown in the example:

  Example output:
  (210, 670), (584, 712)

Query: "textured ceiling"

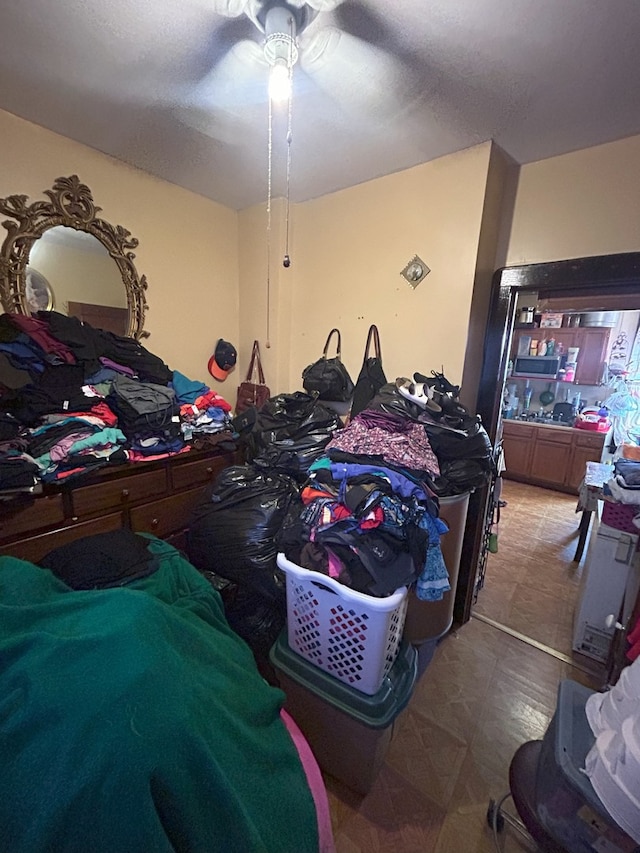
(0, 0), (639, 210)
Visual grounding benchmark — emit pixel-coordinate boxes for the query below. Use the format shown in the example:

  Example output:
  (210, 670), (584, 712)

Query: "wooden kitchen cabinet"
(566, 431), (608, 491)
(501, 421), (535, 477)
(573, 328), (610, 385)
(509, 326), (610, 386)
(501, 420), (605, 493)
(528, 427), (572, 486)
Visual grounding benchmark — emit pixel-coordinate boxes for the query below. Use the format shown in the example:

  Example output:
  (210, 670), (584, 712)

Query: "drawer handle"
(206, 467), (213, 474)
(151, 518), (159, 528)
(121, 489), (130, 499)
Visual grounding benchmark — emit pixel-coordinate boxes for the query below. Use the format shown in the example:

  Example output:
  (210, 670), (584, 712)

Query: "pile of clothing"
(0, 311), (234, 487)
(606, 458), (640, 512)
(279, 373), (495, 603)
(280, 391), (445, 602)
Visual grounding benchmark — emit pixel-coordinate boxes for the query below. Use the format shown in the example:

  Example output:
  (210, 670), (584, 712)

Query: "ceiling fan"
(178, 0), (411, 142)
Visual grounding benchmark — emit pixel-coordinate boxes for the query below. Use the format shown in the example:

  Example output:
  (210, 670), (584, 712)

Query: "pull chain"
(265, 94), (273, 348)
(283, 18), (294, 269)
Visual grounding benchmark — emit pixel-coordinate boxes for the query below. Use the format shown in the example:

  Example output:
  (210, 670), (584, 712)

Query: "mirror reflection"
(27, 227), (128, 335)
(0, 175), (149, 339)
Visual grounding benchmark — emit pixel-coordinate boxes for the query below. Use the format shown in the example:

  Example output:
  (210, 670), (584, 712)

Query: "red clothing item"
(8, 314), (76, 364)
(626, 616), (640, 661)
(301, 486), (333, 505)
(60, 402), (118, 426)
(193, 391), (232, 413)
(89, 402), (118, 426)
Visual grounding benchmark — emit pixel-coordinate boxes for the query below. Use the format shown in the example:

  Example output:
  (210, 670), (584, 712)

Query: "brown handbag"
(235, 340), (271, 414)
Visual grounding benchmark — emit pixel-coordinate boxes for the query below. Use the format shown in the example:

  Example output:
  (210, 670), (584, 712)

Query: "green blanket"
(0, 536), (318, 853)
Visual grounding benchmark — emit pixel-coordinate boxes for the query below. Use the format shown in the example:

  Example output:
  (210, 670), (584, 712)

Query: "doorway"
(454, 252), (640, 636)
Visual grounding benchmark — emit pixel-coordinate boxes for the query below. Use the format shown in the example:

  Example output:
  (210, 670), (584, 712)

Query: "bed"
(0, 532), (333, 853)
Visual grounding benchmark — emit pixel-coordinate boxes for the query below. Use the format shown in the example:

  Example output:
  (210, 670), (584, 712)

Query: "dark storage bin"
(269, 632), (418, 795)
(404, 490), (470, 645)
(535, 680), (635, 852)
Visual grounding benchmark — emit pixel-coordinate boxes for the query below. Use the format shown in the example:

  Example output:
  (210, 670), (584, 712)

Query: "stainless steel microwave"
(512, 355), (561, 378)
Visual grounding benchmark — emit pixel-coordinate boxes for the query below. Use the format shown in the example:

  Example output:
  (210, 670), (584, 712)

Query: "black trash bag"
(366, 382), (421, 419)
(252, 431), (340, 479)
(243, 391), (342, 478)
(422, 414), (495, 494)
(421, 417), (493, 462)
(186, 464), (302, 602)
(222, 585), (286, 662)
(431, 459), (494, 495)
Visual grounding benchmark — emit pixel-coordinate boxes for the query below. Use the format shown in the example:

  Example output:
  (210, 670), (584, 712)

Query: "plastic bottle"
(546, 338), (555, 356)
(538, 340), (547, 356)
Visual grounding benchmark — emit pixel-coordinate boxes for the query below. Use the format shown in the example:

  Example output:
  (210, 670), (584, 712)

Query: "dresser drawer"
(0, 493), (65, 540)
(0, 512), (124, 563)
(171, 454), (230, 491)
(72, 469), (168, 518)
(129, 488), (206, 538)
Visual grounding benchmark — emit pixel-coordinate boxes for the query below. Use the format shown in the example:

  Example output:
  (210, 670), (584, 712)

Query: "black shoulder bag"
(350, 324), (387, 417)
(302, 328), (354, 402)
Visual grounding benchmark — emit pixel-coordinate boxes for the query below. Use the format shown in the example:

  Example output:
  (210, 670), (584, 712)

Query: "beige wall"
(9, 103), (639, 408)
(240, 143), (494, 398)
(237, 199), (289, 395)
(0, 108), (239, 388)
(506, 134), (640, 266)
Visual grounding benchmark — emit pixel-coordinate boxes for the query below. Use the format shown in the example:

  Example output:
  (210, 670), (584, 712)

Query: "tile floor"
(324, 480), (605, 852)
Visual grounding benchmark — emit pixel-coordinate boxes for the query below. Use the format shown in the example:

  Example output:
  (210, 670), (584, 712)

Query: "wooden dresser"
(0, 447), (242, 563)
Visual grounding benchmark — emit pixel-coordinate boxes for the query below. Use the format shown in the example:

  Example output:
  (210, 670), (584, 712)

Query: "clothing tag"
(63, 400), (69, 411)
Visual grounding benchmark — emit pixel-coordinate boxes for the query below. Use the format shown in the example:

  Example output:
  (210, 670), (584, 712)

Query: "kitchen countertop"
(503, 417), (611, 437)
(503, 416), (577, 430)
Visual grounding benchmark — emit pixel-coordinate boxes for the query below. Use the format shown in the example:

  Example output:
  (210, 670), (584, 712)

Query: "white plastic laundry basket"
(276, 552), (408, 696)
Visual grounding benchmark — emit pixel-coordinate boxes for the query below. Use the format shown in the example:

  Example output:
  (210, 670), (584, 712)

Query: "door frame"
(454, 251), (640, 627)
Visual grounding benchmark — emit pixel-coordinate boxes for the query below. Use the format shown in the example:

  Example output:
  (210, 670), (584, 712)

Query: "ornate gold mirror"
(0, 175), (148, 339)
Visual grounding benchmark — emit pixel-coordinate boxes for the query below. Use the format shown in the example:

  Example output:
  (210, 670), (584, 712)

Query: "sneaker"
(413, 370), (460, 398)
(396, 379), (442, 413)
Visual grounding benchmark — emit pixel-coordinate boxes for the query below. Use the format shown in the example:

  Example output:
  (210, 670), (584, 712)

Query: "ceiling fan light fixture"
(264, 31), (298, 67)
(268, 57), (291, 101)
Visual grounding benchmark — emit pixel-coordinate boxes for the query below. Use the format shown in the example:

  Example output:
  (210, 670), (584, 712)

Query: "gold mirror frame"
(0, 175), (148, 339)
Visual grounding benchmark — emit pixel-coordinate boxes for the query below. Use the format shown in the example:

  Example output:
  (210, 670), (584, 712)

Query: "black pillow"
(39, 529), (157, 590)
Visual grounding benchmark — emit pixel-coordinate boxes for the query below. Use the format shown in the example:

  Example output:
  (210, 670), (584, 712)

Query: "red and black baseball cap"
(208, 339), (237, 381)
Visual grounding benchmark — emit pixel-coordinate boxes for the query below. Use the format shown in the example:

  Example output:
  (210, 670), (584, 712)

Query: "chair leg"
(574, 510), (592, 563)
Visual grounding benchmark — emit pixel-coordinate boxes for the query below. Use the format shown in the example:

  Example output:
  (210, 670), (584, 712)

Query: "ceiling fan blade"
(303, 0), (344, 10)
(210, 0), (253, 18)
(299, 27), (410, 121)
(176, 39), (269, 142)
